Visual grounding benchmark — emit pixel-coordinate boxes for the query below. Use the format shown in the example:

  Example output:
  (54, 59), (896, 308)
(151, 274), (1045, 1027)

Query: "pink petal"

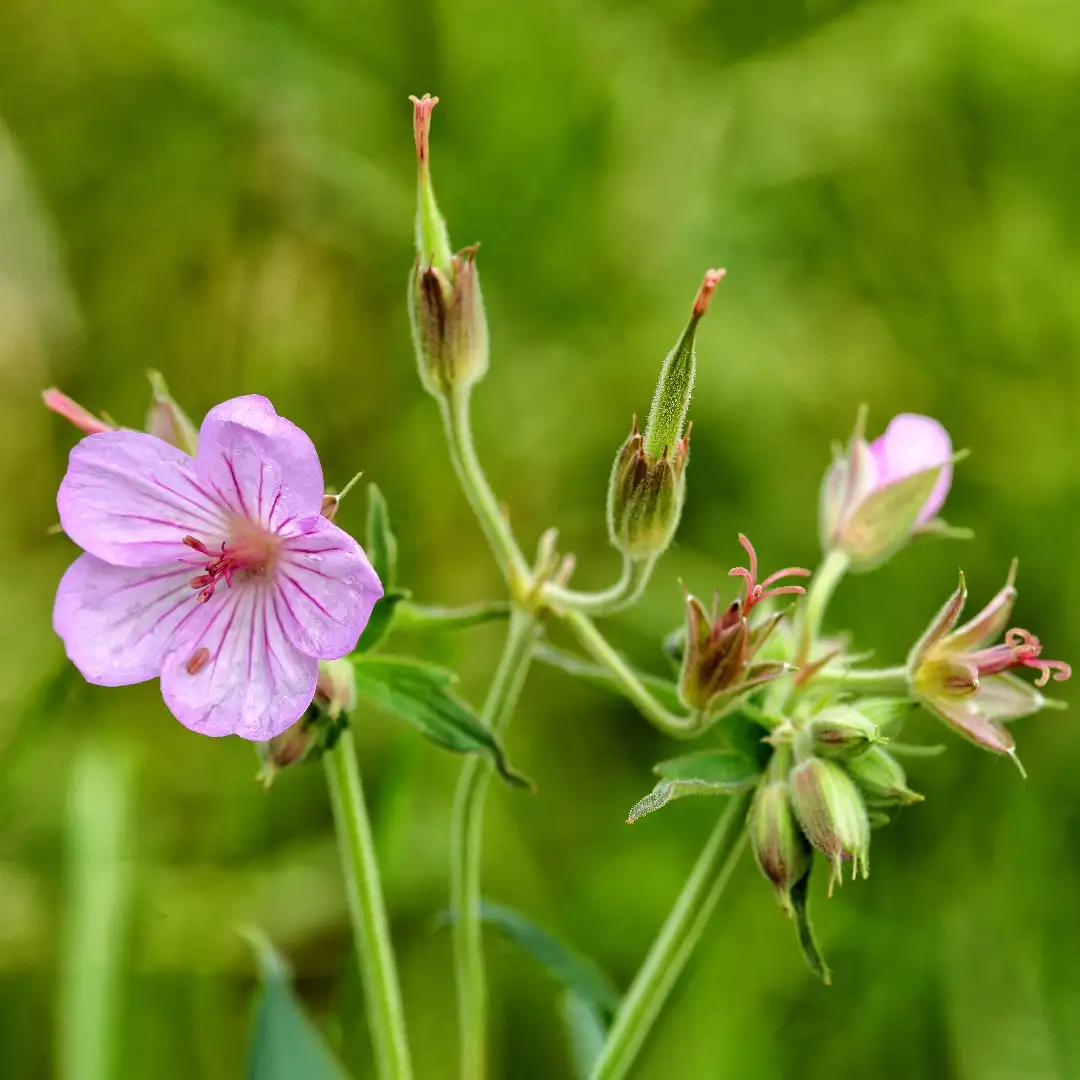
(195, 396), (323, 531)
(869, 414), (953, 523)
(53, 554), (198, 685)
(58, 431), (228, 567)
(159, 581), (318, 740)
(273, 516), (383, 660)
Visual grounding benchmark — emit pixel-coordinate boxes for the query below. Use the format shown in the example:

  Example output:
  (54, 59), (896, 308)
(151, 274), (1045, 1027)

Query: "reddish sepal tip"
(692, 268), (726, 318)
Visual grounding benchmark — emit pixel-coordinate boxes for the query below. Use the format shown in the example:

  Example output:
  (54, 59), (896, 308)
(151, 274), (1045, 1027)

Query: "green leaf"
(478, 902), (621, 1015)
(393, 600), (511, 631)
(356, 588), (409, 655)
(790, 869), (830, 985)
(560, 991), (608, 1080)
(533, 643), (683, 711)
(351, 655), (530, 788)
(244, 929), (353, 1080)
(365, 483), (397, 588)
(626, 750), (761, 823)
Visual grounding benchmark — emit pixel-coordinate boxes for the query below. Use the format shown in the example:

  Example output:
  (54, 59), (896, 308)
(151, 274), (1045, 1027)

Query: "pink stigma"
(728, 533), (810, 615)
(409, 94), (439, 165)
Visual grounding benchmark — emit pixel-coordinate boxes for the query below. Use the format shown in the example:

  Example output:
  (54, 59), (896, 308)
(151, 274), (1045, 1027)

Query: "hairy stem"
(561, 609), (699, 738)
(542, 555), (656, 616)
(813, 664), (911, 695)
(451, 610), (540, 1080)
(440, 389), (531, 588)
(325, 732), (414, 1080)
(590, 792), (751, 1080)
(797, 548), (850, 666)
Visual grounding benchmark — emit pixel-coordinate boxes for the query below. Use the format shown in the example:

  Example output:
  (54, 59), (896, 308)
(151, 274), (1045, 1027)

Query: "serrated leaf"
(560, 991), (608, 1080)
(790, 870), (830, 985)
(244, 930), (353, 1080)
(351, 656), (530, 788)
(533, 644), (682, 711)
(478, 902), (621, 1015)
(626, 750), (761, 823)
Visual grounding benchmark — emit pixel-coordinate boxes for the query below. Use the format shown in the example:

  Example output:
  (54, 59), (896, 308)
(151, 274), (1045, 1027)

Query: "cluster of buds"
(820, 411), (960, 571)
(749, 702), (920, 910)
(677, 534), (809, 715)
(606, 271), (724, 560)
(407, 95), (489, 399)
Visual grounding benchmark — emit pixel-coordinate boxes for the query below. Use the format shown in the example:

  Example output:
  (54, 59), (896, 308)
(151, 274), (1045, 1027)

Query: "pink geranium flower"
(820, 412), (956, 570)
(53, 395), (382, 741)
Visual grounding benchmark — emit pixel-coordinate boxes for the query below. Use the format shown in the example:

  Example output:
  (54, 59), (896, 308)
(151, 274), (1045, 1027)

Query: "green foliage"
(626, 750), (761, 823)
(244, 932), (353, 1080)
(351, 655), (529, 787)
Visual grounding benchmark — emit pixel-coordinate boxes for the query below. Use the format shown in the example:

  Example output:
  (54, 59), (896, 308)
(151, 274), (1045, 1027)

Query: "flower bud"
(845, 746), (923, 806)
(256, 660), (356, 786)
(820, 411), (958, 572)
(42, 388), (115, 435)
(407, 94), (489, 397)
(642, 270), (724, 458)
(789, 756), (870, 892)
(606, 417), (687, 559)
(748, 781), (811, 917)
(806, 705), (882, 762)
(409, 246), (489, 397)
(146, 370), (199, 455)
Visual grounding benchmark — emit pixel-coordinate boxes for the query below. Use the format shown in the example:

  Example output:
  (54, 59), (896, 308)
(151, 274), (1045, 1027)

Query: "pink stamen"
(970, 627), (1072, 687)
(181, 533), (270, 603)
(727, 534), (810, 614)
(409, 94), (438, 165)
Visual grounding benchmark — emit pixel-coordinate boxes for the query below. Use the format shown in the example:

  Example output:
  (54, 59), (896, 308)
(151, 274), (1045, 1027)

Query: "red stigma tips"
(728, 534), (811, 614)
(185, 647), (210, 675)
(409, 94), (439, 164)
(692, 268), (726, 319)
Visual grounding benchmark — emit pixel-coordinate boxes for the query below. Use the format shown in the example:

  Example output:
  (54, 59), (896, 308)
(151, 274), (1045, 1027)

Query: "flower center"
(182, 526), (279, 603)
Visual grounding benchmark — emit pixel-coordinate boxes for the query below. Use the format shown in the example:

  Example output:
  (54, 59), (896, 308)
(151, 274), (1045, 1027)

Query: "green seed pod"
(748, 781), (812, 917)
(846, 746), (923, 806)
(806, 705), (882, 761)
(789, 757), (870, 893)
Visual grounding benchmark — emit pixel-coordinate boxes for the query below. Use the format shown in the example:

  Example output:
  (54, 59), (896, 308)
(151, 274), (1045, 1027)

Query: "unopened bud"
(789, 756), (870, 892)
(42, 388), (115, 436)
(257, 708), (320, 786)
(409, 246), (489, 396)
(146, 371), (199, 455)
(748, 781), (811, 917)
(606, 417), (687, 559)
(642, 270), (724, 458)
(806, 705), (882, 762)
(845, 746), (923, 806)
(315, 658), (357, 720)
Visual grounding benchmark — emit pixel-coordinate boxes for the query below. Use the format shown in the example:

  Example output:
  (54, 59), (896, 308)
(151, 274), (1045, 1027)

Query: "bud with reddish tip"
(407, 94), (489, 397)
(146, 371), (199, 455)
(748, 780), (811, 917)
(643, 269), (724, 459)
(820, 411), (962, 572)
(677, 534), (809, 714)
(42, 388), (115, 435)
(789, 756), (870, 893)
(907, 563), (1071, 766)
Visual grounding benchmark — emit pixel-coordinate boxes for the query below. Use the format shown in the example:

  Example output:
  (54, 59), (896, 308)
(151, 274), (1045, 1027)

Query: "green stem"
(589, 792), (751, 1080)
(561, 609), (699, 738)
(542, 555), (656, 616)
(797, 548), (850, 665)
(440, 389), (531, 588)
(814, 665), (910, 694)
(57, 741), (134, 1080)
(451, 610), (540, 1080)
(325, 731), (414, 1080)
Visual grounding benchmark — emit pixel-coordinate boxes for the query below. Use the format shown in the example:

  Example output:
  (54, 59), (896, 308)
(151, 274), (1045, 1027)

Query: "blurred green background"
(2, 0), (1079, 1076)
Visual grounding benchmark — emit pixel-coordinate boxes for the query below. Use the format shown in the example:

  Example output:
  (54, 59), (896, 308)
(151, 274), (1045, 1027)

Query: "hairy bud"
(806, 705), (882, 762)
(748, 780), (812, 917)
(789, 756), (870, 893)
(146, 371), (199, 455)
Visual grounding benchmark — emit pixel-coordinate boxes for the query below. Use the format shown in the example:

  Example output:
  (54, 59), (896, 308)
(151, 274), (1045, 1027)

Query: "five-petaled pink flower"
(821, 412), (955, 570)
(53, 395), (382, 741)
